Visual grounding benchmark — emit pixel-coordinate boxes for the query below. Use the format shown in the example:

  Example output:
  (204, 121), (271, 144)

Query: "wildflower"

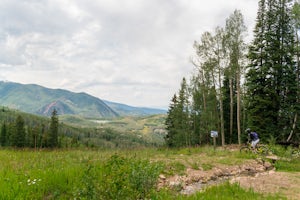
(27, 178), (40, 186)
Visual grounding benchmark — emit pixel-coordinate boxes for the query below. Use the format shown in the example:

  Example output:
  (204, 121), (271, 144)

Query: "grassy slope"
(59, 114), (167, 145)
(0, 146), (293, 199)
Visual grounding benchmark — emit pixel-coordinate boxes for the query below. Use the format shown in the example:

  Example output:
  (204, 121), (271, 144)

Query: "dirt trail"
(231, 171), (300, 200)
(158, 158), (300, 199)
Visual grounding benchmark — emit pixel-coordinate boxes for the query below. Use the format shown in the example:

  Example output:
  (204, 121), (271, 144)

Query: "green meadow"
(0, 146), (293, 200)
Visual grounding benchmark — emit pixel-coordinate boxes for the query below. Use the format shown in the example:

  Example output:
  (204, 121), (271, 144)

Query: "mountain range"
(0, 81), (166, 118)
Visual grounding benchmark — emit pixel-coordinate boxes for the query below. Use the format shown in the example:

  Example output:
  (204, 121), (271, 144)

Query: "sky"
(0, 0), (258, 109)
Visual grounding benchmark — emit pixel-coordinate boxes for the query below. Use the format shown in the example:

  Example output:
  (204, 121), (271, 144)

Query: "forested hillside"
(0, 81), (166, 118)
(165, 0), (300, 147)
(0, 107), (163, 148)
(0, 81), (118, 118)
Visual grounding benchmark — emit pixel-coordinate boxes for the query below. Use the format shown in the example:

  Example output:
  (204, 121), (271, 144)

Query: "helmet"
(246, 128), (251, 133)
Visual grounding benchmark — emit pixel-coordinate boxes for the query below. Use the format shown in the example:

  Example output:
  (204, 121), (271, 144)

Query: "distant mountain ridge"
(103, 100), (166, 116)
(0, 81), (166, 118)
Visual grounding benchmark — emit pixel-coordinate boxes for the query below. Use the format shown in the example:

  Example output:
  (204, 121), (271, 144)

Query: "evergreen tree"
(0, 123), (7, 146)
(49, 109), (59, 148)
(287, 1), (300, 142)
(165, 78), (192, 147)
(11, 115), (26, 147)
(246, 0), (297, 141)
(165, 94), (179, 147)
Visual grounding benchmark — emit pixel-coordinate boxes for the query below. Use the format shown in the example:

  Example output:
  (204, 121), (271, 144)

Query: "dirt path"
(159, 158), (300, 199)
(231, 171), (300, 200)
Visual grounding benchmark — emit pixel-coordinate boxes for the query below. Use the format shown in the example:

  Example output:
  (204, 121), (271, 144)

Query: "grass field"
(0, 146), (295, 199)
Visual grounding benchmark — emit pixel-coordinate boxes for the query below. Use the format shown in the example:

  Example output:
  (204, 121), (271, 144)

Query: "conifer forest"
(165, 0), (300, 147)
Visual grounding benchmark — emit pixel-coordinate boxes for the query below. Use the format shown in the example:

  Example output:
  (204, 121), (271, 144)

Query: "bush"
(80, 154), (163, 200)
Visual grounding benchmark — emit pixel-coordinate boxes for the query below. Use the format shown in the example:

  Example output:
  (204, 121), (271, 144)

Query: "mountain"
(0, 81), (118, 118)
(103, 100), (166, 116)
(0, 81), (166, 118)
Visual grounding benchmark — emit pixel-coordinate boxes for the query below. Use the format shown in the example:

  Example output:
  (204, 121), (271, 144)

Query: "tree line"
(165, 0), (300, 147)
(0, 107), (163, 149)
(0, 109), (59, 148)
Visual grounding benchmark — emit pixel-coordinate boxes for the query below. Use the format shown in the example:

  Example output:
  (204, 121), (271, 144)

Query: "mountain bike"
(240, 142), (269, 156)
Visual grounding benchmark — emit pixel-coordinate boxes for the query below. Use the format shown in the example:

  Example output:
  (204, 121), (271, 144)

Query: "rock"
(159, 174), (166, 180)
(263, 162), (274, 170)
(213, 168), (223, 177)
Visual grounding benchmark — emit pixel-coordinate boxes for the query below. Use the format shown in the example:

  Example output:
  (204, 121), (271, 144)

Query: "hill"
(0, 81), (166, 118)
(0, 107), (163, 148)
(103, 100), (166, 116)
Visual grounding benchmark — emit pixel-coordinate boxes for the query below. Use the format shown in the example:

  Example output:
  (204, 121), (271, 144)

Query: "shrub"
(96, 154), (163, 200)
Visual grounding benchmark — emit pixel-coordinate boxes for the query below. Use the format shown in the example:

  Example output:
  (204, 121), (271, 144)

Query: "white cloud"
(0, 0), (258, 108)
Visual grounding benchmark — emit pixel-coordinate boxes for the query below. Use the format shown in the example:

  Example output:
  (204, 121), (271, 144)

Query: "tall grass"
(182, 182), (286, 200)
(0, 146), (293, 199)
(0, 149), (163, 199)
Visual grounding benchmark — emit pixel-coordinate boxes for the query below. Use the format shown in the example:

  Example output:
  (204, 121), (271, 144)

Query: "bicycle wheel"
(291, 149), (300, 158)
(257, 145), (268, 156)
(240, 146), (251, 153)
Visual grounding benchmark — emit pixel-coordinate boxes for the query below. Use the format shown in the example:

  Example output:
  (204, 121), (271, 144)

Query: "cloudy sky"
(0, 0), (258, 109)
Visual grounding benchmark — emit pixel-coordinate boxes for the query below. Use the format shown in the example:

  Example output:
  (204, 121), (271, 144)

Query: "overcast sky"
(0, 0), (258, 109)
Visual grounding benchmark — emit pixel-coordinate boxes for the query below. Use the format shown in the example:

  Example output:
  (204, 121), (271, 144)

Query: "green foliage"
(0, 122), (7, 146)
(0, 81), (119, 118)
(48, 109), (59, 148)
(166, 0), (300, 148)
(11, 115), (26, 147)
(201, 163), (213, 171)
(0, 150), (164, 199)
(98, 155), (161, 199)
(163, 161), (186, 176)
(0, 107), (164, 149)
(151, 182), (286, 200)
(246, 0), (297, 141)
(75, 154), (163, 200)
(274, 158), (300, 172)
(185, 182), (286, 200)
(167, 9), (248, 147)
(0, 147), (294, 199)
(165, 78), (196, 147)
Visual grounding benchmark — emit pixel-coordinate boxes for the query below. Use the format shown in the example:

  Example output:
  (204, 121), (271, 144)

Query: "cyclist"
(246, 128), (260, 149)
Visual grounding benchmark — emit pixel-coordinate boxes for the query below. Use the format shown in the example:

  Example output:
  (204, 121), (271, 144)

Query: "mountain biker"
(246, 128), (260, 149)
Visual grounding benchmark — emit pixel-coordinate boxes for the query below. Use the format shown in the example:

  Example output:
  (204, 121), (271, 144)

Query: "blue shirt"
(249, 132), (259, 141)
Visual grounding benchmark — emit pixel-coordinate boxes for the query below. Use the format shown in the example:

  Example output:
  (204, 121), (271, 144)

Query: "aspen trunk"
(229, 78), (233, 144)
(236, 70), (241, 145)
(287, 31), (300, 142)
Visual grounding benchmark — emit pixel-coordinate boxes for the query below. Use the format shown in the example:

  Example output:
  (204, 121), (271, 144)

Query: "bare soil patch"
(159, 158), (300, 199)
(231, 171), (300, 200)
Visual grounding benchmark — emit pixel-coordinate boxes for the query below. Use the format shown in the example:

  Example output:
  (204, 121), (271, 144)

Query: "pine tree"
(246, 0), (297, 141)
(165, 94), (179, 147)
(0, 123), (7, 146)
(287, 1), (300, 142)
(165, 78), (192, 147)
(11, 115), (26, 147)
(49, 109), (59, 148)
